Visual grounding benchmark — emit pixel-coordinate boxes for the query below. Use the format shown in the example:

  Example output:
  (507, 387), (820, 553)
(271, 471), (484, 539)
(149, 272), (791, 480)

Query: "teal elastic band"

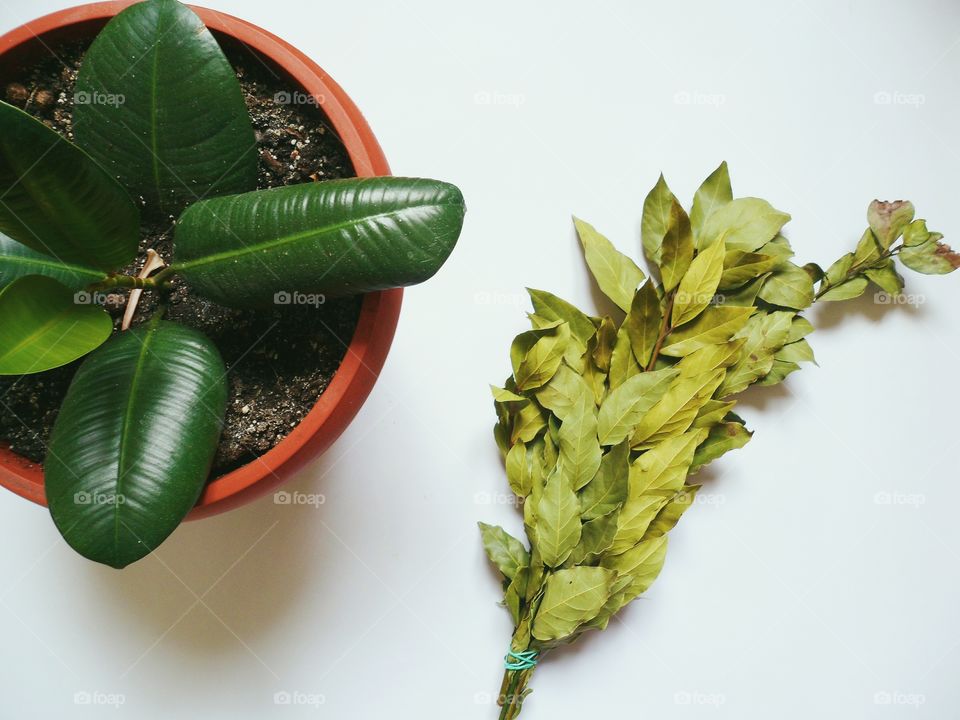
(504, 650), (539, 671)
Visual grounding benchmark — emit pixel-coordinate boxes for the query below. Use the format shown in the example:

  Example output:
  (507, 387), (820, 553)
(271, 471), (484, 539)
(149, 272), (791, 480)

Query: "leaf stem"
(645, 290), (676, 371)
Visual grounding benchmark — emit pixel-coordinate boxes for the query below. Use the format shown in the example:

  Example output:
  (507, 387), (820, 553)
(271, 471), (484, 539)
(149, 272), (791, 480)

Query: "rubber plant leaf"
(73, 0), (257, 217)
(172, 177), (466, 307)
(0, 275), (113, 376)
(0, 100), (138, 270)
(45, 321), (228, 568)
(0, 232), (106, 291)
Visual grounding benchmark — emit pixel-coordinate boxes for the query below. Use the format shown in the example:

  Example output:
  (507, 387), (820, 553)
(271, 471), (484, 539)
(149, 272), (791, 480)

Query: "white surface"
(1, 0), (959, 717)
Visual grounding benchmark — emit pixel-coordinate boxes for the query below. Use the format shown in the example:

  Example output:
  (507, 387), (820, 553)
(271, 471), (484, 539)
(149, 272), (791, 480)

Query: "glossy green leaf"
(0, 232), (105, 291)
(672, 234), (726, 326)
(659, 200), (694, 292)
(700, 197), (790, 252)
(574, 217), (645, 312)
(531, 566), (617, 642)
(641, 174), (678, 267)
(74, 0), (257, 216)
(690, 161), (733, 244)
(478, 522), (530, 581)
(46, 321), (228, 568)
(0, 101), (138, 270)
(0, 276), (112, 375)
(579, 440), (630, 520)
(537, 466), (582, 567)
(173, 178), (465, 307)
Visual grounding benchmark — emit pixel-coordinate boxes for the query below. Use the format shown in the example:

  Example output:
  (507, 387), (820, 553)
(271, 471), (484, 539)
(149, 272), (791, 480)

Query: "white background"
(0, 0), (959, 717)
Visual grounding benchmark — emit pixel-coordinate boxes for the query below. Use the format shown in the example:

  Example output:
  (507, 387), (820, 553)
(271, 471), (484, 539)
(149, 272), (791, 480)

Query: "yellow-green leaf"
(531, 566), (618, 642)
(690, 161), (733, 244)
(537, 466), (582, 567)
(597, 367), (679, 445)
(672, 234), (726, 326)
(659, 199), (693, 292)
(579, 440), (630, 520)
(575, 217), (645, 312)
(660, 306), (755, 357)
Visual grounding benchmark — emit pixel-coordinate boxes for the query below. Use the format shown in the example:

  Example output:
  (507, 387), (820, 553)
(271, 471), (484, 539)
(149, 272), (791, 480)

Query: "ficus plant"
(0, 0), (465, 568)
(481, 163), (957, 719)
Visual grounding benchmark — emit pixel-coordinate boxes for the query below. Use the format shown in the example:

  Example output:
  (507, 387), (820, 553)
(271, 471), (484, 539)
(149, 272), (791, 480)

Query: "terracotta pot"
(0, 2), (401, 519)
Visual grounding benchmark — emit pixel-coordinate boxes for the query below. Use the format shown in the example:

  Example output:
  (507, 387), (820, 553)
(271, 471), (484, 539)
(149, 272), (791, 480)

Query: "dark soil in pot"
(0, 38), (362, 475)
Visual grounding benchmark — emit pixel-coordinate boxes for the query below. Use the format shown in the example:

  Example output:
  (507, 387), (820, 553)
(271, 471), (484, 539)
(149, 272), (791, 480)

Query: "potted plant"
(0, 0), (466, 567)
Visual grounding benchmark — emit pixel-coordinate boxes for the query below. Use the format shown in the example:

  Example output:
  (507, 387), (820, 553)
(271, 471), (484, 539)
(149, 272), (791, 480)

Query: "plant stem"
(813, 245), (900, 301)
(498, 667), (535, 720)
(88, 274), (162, 292)
(645, 290), (676, 371)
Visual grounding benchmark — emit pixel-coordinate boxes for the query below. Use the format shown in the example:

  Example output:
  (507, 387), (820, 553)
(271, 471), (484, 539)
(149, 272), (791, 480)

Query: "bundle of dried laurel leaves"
(480, 163), (958, 719)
